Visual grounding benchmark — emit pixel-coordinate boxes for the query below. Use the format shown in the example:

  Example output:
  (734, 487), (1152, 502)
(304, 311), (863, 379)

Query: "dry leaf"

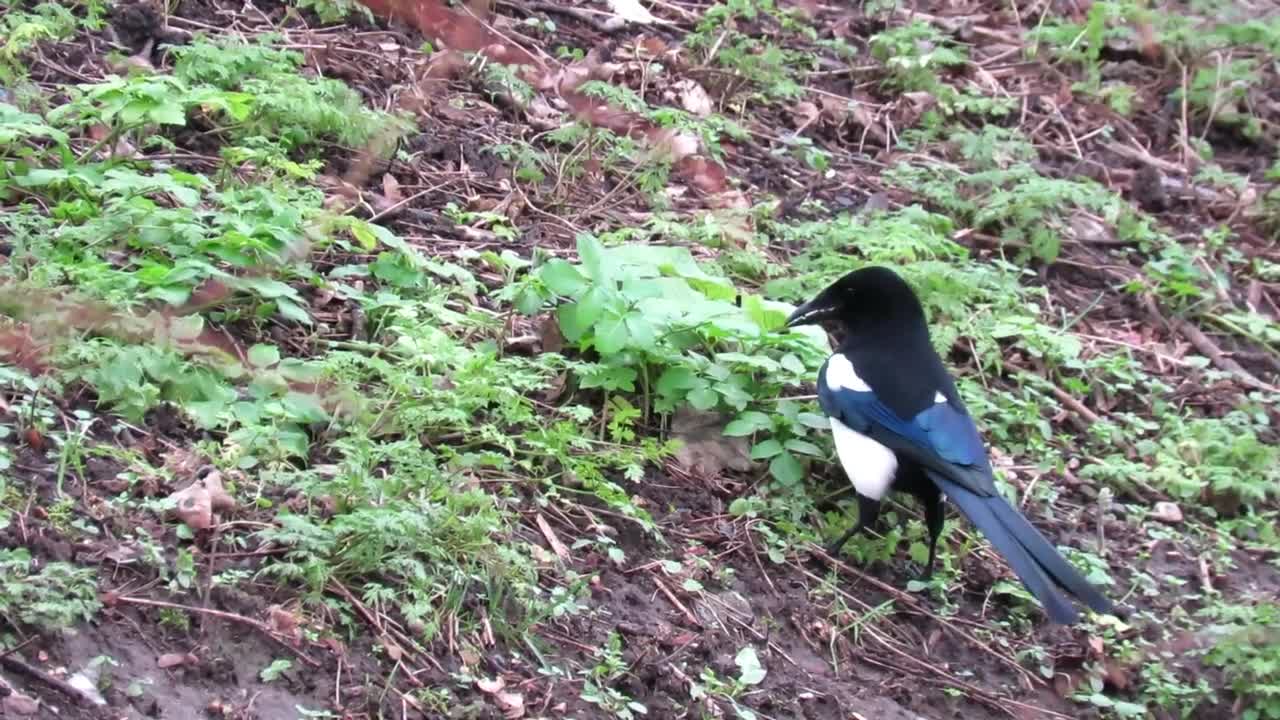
(476, 676), (506, 693)
(674, 79), (713, 117)
(158, 652), (194, 668)
(381, 174), (403, 205)
(1152, 501), (1183, 524)
(170, 484), (213, 529)
(791, 100), (821, 129)
(1, 693), (39, 715)
(495, 690), (525, 719)
(608, 0), (657, 25)
(268, 605), (301, 635)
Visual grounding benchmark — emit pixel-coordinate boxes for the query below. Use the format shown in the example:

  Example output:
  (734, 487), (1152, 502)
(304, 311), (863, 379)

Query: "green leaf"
(687, 386), (718, 410)
(656, 367), (697, 396)
(734, 647), (767, 686)
(768, 451), (804, 485)
(593, 313), (629, 354)
(275, 299), (312, 325)
(259, 658), (292, 683)
(797, 412), (829, 430)
(908, 541), (929, 565)
(750, 439), (784, 460)
(557, 293), (604, 341)
(784, 439), (824, 457)
(577, 232), (610, 283)
(247, 344), (281, 368)
(724, 411), (772, 436)
(541, 259), (587, 296)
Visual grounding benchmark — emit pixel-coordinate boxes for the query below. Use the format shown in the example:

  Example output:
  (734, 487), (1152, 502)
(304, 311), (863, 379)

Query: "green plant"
(0, 548), (101, 630)
(580, 632), (647, 718)
(536, 234), (828, 483)
(1203, 602), (1280, 719)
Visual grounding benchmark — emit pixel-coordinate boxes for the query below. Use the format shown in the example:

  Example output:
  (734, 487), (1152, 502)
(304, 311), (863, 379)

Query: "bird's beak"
(785, 298), (830, 328)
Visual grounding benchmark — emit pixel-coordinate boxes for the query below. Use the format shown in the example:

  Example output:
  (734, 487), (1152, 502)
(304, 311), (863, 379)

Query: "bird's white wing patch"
(829, 418), (898, 500)
(825, 353), (871, 392)
(934, 390), (947, 404)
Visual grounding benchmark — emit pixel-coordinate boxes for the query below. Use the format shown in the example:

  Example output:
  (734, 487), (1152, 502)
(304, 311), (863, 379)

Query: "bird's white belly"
(829, 418), (898, 500)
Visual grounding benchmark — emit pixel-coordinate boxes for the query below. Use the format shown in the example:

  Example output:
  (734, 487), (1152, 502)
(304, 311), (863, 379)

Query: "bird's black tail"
(927, 471), (1113, 625)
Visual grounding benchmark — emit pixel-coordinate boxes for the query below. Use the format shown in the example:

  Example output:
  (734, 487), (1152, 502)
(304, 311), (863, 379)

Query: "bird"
(786, 265), (1113, 624)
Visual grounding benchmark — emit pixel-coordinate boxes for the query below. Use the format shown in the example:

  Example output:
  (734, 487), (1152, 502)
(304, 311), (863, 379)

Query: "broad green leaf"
(247, 344), (281, 368)
(784, 439), (824, 457)
(541, 259), (587, 296)
(275, 299), (312, 325)
(750, 439), (784, 460)
(557, 289), (605, 341)
(768, 451), (804, 485)
(623, 313), (656, 348)
(656, 367), (697, 396)
(908, 541), (930, 565)
(797, 412), (829, 430)
(577, 233), (609, 283)
(723, 411), (772, 436)
(593, 314), (629, 354)
(687, 386), (718, 410)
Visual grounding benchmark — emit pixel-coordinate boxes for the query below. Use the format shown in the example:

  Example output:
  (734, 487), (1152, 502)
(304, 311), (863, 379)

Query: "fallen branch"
(110, 595), (320, 668)
(804, 546), (1042, 690)
(0, 655), (100, 708)
(1140, 296), (1278, 393)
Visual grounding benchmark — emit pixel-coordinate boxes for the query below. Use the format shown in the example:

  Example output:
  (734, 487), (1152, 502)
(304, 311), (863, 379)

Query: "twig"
(1140, 296), (1278, 392)
(112, 595), (320, 667)
(1050, 386), (1102, 425)
(0, 655), (100, 707)
(535, 512), (572, 561)
(803, 546), (1042, 690)
(652, 575), (701, 628)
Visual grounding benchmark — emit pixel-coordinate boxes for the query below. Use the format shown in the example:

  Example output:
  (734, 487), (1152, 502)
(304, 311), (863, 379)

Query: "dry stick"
(1140, 295), (1278, 393)
(534, 512), (572, 561)
(799, 562), (1059, 717)
(803, 547), (1041, 690)
(113, 595), (320, 667)
(859, 653), (1073, 720)
(0, 655), (101, 707)
(1050, 386), (1102, 425)
(652, 575), (701, 628)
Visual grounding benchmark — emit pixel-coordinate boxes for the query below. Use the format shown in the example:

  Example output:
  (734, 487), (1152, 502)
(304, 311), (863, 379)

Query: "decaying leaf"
(157, 652), (197, 668)
(674, 79), (714, 117)
(1, 693), (40, 715)
(167, 467), (236, 530)
(495, 691), (525, 719)
(608, 0), (658, 25)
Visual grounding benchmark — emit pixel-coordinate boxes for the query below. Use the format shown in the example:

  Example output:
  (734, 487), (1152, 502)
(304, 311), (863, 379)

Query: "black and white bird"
(787, 266), (1112, 624)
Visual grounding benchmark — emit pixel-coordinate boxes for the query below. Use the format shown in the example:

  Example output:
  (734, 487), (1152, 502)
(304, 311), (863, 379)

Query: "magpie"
(787, 266), (1113, 624)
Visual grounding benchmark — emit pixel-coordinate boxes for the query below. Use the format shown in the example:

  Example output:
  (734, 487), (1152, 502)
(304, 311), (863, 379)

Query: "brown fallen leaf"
(167, 467), (236, 530)
(674, 79), (714, 117)
(495, 690), (525, 719)
(157, 652), (196, 668)
(1, 693), (39, 715)
(791, 100), (821, 130)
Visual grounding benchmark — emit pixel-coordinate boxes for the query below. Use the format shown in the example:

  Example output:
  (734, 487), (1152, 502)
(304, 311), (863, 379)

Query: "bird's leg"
(920, 491), (945, 580)
(826, 497), (880, 557)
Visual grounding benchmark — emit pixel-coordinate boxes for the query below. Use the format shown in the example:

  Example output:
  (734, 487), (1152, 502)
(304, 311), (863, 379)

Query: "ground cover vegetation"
(0, 0), (1277, 718)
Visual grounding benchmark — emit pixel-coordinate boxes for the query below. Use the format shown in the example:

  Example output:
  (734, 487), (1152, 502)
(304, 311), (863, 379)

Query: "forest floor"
(1, 0), (1279, 718)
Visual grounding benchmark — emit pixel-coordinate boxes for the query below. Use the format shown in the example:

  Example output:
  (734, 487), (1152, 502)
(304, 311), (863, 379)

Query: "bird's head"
(785, 266), (924, 332)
